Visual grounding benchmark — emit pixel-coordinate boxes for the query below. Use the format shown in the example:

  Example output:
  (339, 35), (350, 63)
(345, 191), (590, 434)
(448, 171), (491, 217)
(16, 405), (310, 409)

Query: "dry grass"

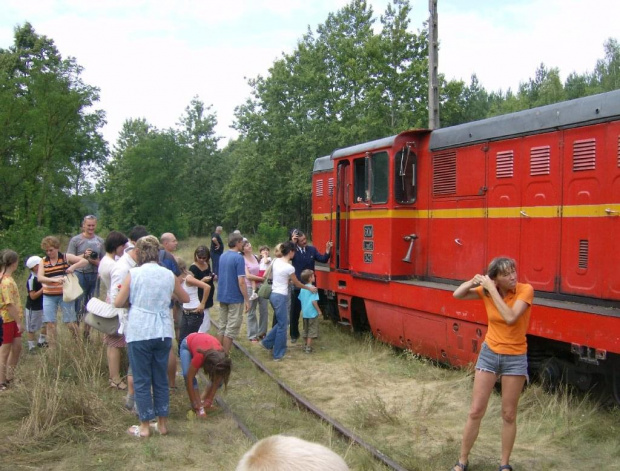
(1, 237), (618, 470)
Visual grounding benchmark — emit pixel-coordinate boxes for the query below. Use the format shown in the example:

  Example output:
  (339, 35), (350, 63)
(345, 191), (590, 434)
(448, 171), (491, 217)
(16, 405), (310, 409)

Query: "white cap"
(26, 256), (42, 269)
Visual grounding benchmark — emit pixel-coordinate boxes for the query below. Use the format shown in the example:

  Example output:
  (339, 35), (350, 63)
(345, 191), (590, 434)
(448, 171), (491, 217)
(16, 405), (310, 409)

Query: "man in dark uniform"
(289, 229), (332, 343)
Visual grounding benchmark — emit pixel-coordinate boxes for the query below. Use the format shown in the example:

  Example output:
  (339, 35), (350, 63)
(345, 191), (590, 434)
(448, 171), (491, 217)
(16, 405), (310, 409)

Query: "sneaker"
(304, 346), (313, 354)
(249, 291), (259, 301)
(259, 341), (272, 351)
(290, 338), (298, 344)
(273, 356), (286, 362)
(37, 341), (49, 348)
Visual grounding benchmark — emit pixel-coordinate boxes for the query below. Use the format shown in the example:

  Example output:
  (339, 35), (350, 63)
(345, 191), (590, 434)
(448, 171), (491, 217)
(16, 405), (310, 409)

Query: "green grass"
(2, 236), (619, 470)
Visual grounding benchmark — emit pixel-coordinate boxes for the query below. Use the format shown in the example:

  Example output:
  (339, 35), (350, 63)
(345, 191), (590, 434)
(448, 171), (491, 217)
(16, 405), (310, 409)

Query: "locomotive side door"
(560, 123), (620, 300)
(335, 161), (351, 271)
(519, 132), (562, 293)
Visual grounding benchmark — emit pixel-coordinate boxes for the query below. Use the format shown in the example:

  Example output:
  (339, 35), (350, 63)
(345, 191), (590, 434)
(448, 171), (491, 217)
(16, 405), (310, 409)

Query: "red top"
(186, 333), (223, 369)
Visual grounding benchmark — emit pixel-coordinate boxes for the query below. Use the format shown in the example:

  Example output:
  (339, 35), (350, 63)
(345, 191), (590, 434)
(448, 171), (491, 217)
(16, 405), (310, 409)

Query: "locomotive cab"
(321, 131), (429, 282)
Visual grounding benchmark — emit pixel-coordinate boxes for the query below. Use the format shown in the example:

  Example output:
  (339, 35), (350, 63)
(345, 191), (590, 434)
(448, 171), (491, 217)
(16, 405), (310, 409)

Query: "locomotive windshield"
(353, 151), (388, 204)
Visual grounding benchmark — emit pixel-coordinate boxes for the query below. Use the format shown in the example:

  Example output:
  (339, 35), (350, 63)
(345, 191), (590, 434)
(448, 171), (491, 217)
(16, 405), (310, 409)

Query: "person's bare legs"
(221, 336), (233, 355)
(67, 321), (79, 339)
(500, 375), (526, 467)
(6, 339), (22, 382)
(156, 416), (168, 435)
(107, 346), (125, 386)
(45, 322), (56, 347)
(0, 343), (12, 385)
(454, 370), (497, 470)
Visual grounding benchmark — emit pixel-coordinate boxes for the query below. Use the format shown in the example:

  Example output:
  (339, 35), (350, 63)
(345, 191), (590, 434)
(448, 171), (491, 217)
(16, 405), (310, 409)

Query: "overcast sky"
(2, 0), (618, 148)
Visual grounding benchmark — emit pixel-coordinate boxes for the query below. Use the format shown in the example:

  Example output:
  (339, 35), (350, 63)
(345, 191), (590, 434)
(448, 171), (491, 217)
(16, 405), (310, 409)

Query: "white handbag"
(62, 273), (83, 302)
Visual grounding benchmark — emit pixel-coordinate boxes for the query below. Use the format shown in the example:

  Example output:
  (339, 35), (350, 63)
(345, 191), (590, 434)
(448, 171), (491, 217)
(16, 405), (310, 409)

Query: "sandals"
(109, 379), (128, 391)
(149, 421), (169, 435)
(126, 425), (149, 438)
(452, 462), (468, 471)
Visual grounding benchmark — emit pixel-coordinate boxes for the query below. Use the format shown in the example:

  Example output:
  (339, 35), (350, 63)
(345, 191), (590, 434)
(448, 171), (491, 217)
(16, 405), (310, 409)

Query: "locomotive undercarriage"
(529, 337), (620, 406)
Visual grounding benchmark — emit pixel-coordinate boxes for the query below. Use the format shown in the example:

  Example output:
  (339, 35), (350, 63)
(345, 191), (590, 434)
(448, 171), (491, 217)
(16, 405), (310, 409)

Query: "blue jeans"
(262, 292), (289, 360)
(42, 295), (77, 323)
(75, 271), (99, 319)
(179, 338), (198, 389)
(128, 337), (171, 422)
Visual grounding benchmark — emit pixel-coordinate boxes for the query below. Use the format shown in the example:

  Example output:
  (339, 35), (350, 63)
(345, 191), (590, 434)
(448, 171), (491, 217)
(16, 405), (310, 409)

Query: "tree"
(0, 22), (106, 236)
(177, 96), (224, 235)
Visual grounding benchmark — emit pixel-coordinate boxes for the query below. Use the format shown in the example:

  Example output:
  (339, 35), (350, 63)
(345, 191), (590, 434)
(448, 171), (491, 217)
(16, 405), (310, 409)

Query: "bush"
(0, 215), (48, 260)
(255, 221), (288, 247)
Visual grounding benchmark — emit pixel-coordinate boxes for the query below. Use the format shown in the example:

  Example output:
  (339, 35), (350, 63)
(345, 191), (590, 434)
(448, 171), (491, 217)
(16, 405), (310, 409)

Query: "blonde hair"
(235, 435), (349, 471)
(274, 243), (283, 258)
(41, 236), (60, 250)
(176, 256), (188, 273)
(135, 235), (160, 265)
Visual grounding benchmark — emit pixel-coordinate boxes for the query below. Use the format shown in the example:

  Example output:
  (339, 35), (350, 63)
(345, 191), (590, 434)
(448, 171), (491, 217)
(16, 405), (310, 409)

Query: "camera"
(88, 251), (98, 260)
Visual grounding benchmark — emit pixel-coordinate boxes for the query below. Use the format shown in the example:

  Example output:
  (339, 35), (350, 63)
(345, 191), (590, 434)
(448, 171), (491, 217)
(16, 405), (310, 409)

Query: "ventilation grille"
(579, 239), (589, 269)
(530, 146), (551, 176)
(328, 177), (334, 195)
(573, 139), (596, 171)
(433, 151), (457, 196)
(496, 151), (514, 178)
(315, 179), (324, 197)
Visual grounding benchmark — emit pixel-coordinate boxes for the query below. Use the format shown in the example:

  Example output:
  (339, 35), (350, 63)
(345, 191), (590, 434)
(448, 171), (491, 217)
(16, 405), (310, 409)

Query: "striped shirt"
(42, 253), (69, 296)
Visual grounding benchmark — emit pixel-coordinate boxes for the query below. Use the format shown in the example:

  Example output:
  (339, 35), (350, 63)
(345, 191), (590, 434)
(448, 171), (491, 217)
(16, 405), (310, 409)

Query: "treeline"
(2, 0), (620, 253)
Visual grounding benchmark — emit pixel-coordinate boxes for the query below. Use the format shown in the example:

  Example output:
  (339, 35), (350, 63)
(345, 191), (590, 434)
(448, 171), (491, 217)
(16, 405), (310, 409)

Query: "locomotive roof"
(331, 135), (397, 160)
(313, 155), (333, 173)
(430, 89), (620, 150)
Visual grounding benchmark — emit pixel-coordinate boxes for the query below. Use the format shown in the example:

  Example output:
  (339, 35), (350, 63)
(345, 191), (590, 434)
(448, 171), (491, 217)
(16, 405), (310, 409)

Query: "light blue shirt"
(299, 284), (319, 319)
(125, 262), (174, 343)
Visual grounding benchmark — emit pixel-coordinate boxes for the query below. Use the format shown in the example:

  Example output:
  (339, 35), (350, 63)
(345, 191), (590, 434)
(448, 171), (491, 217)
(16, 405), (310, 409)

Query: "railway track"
(215, 338), (410, 471)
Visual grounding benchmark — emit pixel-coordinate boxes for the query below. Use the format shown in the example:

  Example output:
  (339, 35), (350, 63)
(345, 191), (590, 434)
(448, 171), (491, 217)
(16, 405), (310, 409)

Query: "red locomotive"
(311, 90), (620, 403)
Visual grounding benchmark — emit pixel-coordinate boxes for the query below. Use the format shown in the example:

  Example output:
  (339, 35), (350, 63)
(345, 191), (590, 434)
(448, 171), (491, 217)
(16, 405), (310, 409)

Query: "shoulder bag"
(84, 297), (122, 335)
(257, 262), (273, 300)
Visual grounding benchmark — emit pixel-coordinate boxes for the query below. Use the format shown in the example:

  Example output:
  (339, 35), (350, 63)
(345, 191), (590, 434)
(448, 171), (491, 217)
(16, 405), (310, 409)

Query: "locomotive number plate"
(364, 225), (373, 238)
(363, 253), (373, 263)
(363, 240), (374, 251)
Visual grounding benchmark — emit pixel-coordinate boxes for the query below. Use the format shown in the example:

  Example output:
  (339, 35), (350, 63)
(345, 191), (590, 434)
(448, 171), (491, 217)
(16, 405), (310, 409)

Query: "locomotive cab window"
(353, 152), (388, 204)
(354, 158), (368, 202)
(394, 147), (417, 204)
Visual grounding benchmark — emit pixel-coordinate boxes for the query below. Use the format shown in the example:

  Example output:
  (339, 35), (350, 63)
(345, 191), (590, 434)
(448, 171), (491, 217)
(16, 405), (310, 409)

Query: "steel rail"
(232, 339), (410, 471)
(214, 396), (258, 443)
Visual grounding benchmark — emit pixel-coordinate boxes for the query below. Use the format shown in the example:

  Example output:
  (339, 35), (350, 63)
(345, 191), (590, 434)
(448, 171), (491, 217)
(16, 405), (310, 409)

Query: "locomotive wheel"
(538, 358), (563, 393)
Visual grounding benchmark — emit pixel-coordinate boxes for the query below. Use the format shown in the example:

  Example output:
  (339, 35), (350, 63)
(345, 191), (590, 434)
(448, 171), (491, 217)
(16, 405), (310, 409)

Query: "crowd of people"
(0, 216), (534, 470)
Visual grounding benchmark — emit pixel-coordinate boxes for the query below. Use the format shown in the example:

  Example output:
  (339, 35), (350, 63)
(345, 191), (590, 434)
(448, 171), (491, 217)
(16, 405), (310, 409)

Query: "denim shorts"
(42, 295), (77, 324)
(476, 342), (529, 381)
